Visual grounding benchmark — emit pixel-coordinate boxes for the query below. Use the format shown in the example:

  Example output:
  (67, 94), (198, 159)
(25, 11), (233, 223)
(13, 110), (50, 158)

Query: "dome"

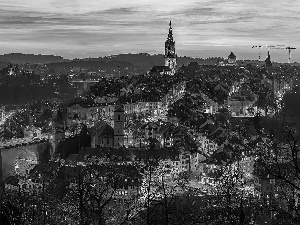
(228, 52), (236, 59)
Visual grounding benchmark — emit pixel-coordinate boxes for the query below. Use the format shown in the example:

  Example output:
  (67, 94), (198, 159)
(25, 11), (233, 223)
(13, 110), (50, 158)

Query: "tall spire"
(115, 65), (124, 112)
(164, 20), (177, 75)
(265, 50), (272, 67)
(168, 20), (173, 41)
(117, 65), (121, 106)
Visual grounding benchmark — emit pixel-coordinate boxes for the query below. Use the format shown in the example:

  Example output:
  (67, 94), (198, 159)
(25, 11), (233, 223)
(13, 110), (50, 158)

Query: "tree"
(132, 161), (188, 225)
(0, 200), (23, 225)
(62, 160), (141, 225)
(251, 85), (300, 222)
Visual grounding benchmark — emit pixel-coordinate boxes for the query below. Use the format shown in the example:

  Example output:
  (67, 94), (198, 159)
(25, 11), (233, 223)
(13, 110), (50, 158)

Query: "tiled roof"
(89, 120), (114, 137)
(28, 161), (60, 178)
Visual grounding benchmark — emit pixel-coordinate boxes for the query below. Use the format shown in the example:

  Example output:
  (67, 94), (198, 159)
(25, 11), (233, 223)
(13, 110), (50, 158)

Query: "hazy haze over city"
(0, 0), (299, 62)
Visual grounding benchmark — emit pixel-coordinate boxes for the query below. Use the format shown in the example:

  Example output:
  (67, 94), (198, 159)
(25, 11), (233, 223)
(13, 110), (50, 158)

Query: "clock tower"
(164, 21), (177, 75)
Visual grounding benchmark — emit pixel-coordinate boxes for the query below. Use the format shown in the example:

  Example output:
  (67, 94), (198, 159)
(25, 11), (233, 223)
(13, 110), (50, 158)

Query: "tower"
(114, 66), (125, 147)
(114, 105), (125, 147)
(265, 50), (272, 67)
(164, 21), (177, 75)
(265, 51), (276, 94)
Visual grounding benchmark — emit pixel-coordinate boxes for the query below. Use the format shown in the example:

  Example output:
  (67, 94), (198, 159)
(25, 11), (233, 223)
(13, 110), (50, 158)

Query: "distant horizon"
(0, 52), (298, 64)
(1, 1), (299, 63)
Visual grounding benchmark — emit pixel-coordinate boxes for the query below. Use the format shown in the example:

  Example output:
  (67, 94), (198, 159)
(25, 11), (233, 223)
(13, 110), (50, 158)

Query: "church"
(149, 21), (177, 76)
(90, 104), (125, 148)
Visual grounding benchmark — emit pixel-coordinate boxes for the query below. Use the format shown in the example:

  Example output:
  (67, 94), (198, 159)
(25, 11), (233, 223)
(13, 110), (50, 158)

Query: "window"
(107, 139), (109, 144)
(118, 115), (120, 120)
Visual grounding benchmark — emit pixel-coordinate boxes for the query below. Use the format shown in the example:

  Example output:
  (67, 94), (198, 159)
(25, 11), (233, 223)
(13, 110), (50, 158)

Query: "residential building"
(23, 126), (42, 138)
(227, 97), (255, 116)
(240, 156), (255, 175)
(0, 105), (5, 123)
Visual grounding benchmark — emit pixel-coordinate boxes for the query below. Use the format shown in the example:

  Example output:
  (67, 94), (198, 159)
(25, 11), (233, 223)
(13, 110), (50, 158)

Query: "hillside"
(0, 53), (66, 64)
(83, 53), (222, 68)
(46, 54), (223, 74)
(46, 59), (136, 70)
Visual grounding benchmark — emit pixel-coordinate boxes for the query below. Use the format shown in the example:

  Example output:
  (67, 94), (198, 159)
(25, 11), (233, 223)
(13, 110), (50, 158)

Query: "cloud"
(0, 0), (299, 61)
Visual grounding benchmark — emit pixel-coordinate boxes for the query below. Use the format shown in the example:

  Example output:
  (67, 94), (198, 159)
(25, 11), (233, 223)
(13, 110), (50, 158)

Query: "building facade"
(0, 106), (5, 123)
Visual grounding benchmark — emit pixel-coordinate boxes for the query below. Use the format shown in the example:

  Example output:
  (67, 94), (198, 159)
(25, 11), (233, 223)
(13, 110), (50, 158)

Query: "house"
(198, 92), (219, 114)
(142, 121), (161, 139)
(253, 170), (300, 212)
(240, 156), (255, 175)
(227, 97), (255, 116)
(23, 126), (42, 138)
(214, 83), (229, 93)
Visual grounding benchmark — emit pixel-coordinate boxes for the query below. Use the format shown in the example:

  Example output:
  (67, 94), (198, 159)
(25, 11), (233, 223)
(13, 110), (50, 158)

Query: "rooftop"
(228, 52), (236, 59)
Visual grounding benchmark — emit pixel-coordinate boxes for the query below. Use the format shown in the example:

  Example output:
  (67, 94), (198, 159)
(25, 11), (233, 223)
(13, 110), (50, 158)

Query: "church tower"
(114, 105), (125, 147)
(114, 68), (125, 147)
(164, 21), (177, 75)
(265, 50), (272, 67)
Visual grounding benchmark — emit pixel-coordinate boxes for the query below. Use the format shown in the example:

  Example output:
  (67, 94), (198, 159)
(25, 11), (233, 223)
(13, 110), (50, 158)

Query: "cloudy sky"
(0, 0), (299, 62)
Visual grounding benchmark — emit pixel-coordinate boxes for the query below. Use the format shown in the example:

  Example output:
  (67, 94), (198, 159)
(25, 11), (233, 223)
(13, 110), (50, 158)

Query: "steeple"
(116, 65), (121, 105)
(114, 65), (124, 147)
(265, 51), (272, 67)
(164, 20), (177, 75)
(114, 66), (124, 112)
(168, 20), (173, 41)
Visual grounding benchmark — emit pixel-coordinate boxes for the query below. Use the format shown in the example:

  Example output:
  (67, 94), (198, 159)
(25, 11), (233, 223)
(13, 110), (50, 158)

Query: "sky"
(0, 0), (299, 62)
